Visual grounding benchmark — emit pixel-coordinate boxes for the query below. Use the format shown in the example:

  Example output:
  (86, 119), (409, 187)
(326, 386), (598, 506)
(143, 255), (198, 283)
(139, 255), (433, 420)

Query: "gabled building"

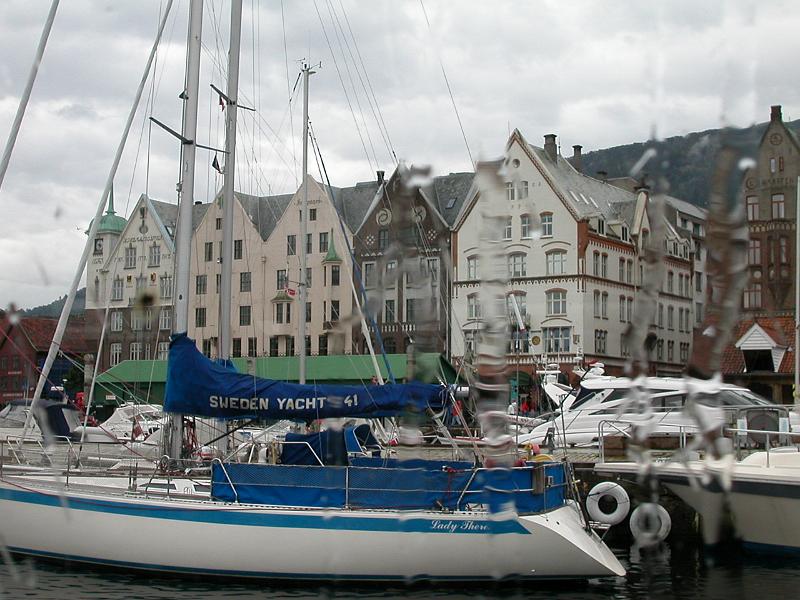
(84, 193), (208, 371)
(450, 130), (695, 379)
(351, 166), (473, 356)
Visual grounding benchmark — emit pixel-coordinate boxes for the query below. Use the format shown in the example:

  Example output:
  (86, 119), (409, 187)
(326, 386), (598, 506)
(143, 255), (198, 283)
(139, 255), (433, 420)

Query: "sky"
(0, 0), (797, 309)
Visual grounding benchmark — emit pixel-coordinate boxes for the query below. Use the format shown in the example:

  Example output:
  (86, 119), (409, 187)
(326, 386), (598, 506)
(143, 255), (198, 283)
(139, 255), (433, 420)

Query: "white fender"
(586, 481), (630, 526)
(629, 502), (671, 544)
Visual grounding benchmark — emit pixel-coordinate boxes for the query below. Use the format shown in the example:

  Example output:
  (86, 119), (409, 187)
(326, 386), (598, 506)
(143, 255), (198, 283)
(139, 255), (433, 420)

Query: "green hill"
(21, 288), (86, 317)
(581, 119), (800, 206)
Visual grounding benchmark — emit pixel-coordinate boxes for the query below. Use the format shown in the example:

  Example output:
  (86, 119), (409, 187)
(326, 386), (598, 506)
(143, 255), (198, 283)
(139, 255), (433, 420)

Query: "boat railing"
(728, 426), (800, 463)
(598, 419), (694, 463)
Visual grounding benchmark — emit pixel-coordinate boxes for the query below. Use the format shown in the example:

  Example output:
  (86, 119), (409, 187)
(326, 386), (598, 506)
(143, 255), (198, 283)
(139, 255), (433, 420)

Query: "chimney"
(543, 134), (557, 162)
(376, 170), (385, 185)
(572, 144), (583, 172)
(771, 105), (782, 122)
(596, 170), (608, 183)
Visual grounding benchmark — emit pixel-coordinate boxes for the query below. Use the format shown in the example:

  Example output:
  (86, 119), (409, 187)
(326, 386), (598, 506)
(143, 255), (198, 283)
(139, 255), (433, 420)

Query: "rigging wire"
(418, 0), (473, 166)
(280, 0), (299, 185)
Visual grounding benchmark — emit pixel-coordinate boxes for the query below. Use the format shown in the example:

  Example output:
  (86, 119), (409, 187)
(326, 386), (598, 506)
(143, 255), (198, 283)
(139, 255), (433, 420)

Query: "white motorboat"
(596, 445), (800, 553)
(517, 375), (799, 448)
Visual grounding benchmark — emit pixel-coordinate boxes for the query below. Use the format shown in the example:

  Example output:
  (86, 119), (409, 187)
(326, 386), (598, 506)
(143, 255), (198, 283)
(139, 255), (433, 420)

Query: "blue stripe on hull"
(7, 546), (597, 582)
(743, 541), (800, 555)
(0, 486), (529, 534)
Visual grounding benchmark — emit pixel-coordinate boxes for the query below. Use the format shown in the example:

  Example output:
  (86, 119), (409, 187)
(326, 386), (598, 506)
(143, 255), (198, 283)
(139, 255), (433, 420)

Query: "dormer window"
(621, 225), (629, 242)
(597, 219), (605, 235)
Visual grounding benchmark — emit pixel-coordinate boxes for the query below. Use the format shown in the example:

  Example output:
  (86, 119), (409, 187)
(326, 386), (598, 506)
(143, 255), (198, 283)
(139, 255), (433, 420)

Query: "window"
(159, 308), (171, 330)
(111, 311), (123, 332)
(503, 217), (512, 240)
(770, 157), (777, 174)
(135, 274), (146, 293)
(601, 254), (608, 278)
(748, 239), (761, 265)
(240, 305), (252, 326)
(306, 234), (313, 254)
(780, 237), (789, 264)
(546, 290), (567, 316)
(131, 310), (142, 331)
(129, 342), (142, 361)
(331, 265), (340, 286)
(145, 308), (152, 330)
(216, 217), (222, 230)
(330, 300), (340, 322)
(621, 334), (630, 357)
(309, 208), (317, 221)
(627, 260), (633, 284)
(157, 342), (169, 360)
(656, 339), (664, 361)
(125, 246), (136, 269)
(385, 299), (396, 323)
(385, 261), (397, 287)
(248, 337), (257, 357)
(202, 339), (212, 357)
(378, 228), (389, 251)
(601, 292), (608, 318)
(467, 256), (479, 279)
(696, 302), (703, 324)
(546, 251), (566, 275)
(594, 330), (607, 354)
(541, 213), (552, 237)
(592, 251), (600, 276)
(597, 219), (606, 235)
(508, 253), (526, 277)
(505, 181), (515, 201)
(619, 296), (627, 322)
(305, 267), (312, 288)
(680, 342), (689, 362)
(234, 239), (243, 260)
(743, 282), (762, 309)
(520, 215), (531, 238)
(240, 271), (251, 292)
(542, 327), (570, 353)
(746, 196), (758, 221)
(667, 271), (674, 293)
(668, 306), (674, 330)
(363, 262), (375, 287)
(286, 337), (295, 356)
(507, 293), (527, 318)
(277, 269), (288, 289)
(159, 274), (173, 299)
(519, 180), (529, 199)
(627, 297), (633, 322)
(464, 330), (476, 354)
(669, 340), (677, 362)
(269, 337), (279, 357)
(204, 242), (213, 262)
(405, 298), (416, 322)
(195, 307), (206, 328)
(305, 302), (312, 323)
(232, 338), (242, 358)
(772, 194), (785, 219)
(657, 303), (664, 328)
(619, 258), (625, 282)
(148, 244), (161, 267)
(621, 225), (629, 242)
(467, 294), (481, 320)
(319, 231), (329, 253)
(196, 274), (207, 295)
(318, 335), (328, 356)
(696, 272), (702, 292)
(110, 343), (122, 366)
(593, 290), (601, 318)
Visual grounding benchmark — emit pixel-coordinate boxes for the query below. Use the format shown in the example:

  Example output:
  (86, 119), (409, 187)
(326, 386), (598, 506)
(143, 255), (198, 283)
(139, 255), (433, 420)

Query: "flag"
(212, 155), (223, 174)
(219, 94), (226, 110)
(286, 288), (297, 297)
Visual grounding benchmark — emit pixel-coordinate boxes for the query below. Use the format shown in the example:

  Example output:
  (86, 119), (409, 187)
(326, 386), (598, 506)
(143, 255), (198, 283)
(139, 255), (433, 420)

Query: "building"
(84, 193), (208, 371)
(0, 315), (90, 403)
(450, 129), (696, 381)
(352, 166), (473, 356)
(718, 105), (800, 403)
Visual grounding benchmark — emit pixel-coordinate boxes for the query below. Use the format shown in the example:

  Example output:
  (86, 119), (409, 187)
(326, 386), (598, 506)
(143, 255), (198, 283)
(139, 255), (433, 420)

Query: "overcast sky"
(0, 0), (797, 309)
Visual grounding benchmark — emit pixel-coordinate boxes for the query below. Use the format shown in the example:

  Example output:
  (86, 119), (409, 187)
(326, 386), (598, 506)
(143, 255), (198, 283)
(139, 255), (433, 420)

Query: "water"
(2, 536), (798, 599)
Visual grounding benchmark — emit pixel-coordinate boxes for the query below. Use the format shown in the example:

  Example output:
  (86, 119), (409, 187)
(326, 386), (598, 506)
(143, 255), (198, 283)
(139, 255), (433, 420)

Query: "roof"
(720, 317), (796, 375)
(235, 191), (294, 241)
(2, 316), (91, 355)
(87, 193), (126, 236)
(149, 198), (209, 238)
(663, 195), (707, 221)
(330, 180), (380, 233)
(422, 172), (475, 227)
(97, 353), (462, 386)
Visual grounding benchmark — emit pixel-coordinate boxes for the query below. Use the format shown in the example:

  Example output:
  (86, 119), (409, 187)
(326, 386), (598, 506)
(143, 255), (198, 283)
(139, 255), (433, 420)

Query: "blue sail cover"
(164, 333), (445, 420)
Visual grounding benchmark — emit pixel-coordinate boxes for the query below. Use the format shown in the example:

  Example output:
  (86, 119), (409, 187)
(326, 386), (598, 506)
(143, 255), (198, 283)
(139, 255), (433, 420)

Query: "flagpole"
(299, 63), (315, 385)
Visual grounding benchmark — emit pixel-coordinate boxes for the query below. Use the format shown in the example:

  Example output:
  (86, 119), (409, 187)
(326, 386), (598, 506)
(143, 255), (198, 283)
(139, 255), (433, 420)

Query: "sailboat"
(0, 0), (625, 581)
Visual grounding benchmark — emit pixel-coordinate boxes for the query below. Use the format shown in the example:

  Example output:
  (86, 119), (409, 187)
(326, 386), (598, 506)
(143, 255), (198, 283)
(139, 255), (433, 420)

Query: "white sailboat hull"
(0, 478), (624, 580)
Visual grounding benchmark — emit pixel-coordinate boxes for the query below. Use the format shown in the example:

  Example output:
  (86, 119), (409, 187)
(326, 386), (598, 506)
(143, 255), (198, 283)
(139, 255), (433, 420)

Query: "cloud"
(1, 0), (799, 308)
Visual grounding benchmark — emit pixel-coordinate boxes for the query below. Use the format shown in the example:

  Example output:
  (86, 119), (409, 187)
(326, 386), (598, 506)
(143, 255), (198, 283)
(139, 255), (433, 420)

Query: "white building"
(450, 130), (695, 378)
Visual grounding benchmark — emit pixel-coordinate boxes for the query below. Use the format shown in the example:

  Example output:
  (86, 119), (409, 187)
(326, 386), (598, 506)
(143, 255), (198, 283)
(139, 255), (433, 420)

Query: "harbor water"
(2, 534), (798, 599)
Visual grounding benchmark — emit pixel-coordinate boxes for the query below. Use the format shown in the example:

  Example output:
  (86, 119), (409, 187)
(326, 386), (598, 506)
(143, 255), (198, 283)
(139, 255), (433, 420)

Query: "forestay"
(164, 333), (445, 420)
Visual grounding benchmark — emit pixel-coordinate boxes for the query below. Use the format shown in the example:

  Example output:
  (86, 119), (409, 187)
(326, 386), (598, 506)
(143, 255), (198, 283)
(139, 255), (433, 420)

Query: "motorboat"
(596, 445), (800, 553)
(516, 375), (799, 448)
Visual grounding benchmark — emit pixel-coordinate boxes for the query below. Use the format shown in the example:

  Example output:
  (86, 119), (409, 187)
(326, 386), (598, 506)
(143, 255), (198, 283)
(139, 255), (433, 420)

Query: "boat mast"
(795, 174), (799, 410)
(299, 63), (315, 384)
(218, 0), (243, 362)
(21, 0), (175, 439)
(165, 0), (203, 460)
(0, 0), (59, 193)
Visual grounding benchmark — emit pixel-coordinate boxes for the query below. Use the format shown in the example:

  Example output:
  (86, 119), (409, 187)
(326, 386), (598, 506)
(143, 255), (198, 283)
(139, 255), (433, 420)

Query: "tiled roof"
(719, 317), (796, 375)
(149, 198), (210, 237)
(10, 316), (92, 355)
(423, 172), (475, 227)
(330, 180), (381, 233)
(236, 191), (294, 241)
